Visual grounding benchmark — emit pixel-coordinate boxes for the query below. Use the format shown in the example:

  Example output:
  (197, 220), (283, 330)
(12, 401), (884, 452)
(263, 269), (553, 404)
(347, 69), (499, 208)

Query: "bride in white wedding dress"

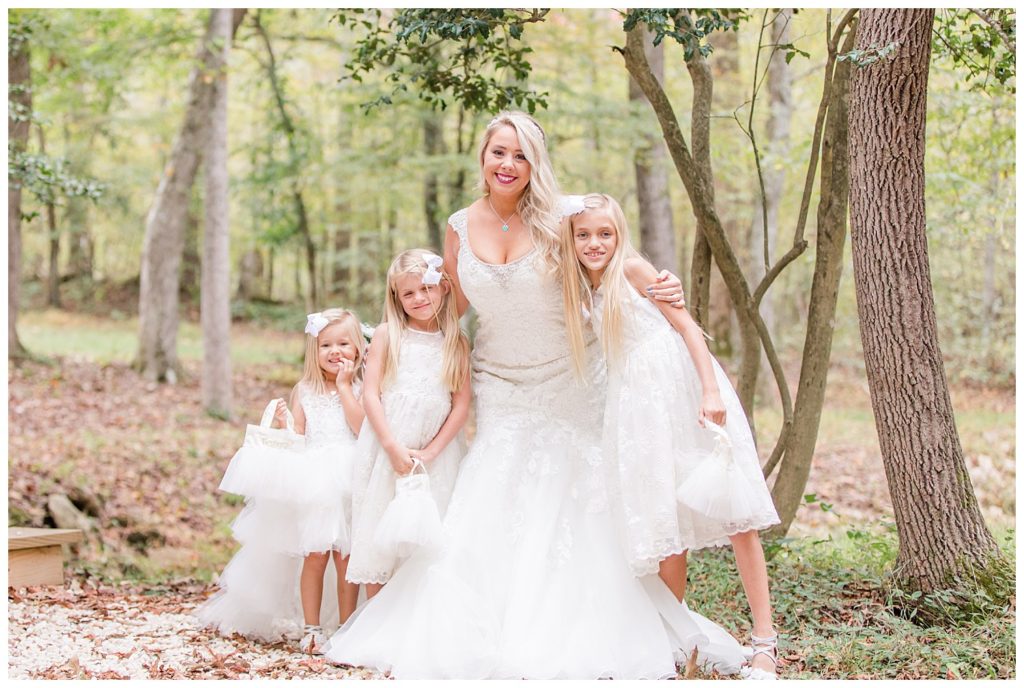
(322, 111), (745, 679)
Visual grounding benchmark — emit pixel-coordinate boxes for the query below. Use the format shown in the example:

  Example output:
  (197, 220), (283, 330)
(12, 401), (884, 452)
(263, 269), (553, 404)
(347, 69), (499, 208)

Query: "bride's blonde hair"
(380, 248), (470, 393)
(562, 194), (639, 379)
(478, 111), (562, 273)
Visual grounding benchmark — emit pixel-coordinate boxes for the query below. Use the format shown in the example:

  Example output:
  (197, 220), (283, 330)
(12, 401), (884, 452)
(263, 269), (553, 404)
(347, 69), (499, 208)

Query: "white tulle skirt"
(323, 403), (745, 678)
(605, 329), (781, 576)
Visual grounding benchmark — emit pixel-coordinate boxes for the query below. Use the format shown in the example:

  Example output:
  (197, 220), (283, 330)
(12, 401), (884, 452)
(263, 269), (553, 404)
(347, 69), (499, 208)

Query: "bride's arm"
(444, 224), (469, 317)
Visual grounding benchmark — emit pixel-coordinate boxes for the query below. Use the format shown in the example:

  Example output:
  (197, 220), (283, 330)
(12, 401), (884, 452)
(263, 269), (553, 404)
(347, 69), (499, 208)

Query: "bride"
(323, 111), (745, 679)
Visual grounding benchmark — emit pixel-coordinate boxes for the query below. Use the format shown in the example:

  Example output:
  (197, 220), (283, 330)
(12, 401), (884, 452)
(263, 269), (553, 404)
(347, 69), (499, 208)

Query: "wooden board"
(8, 545), (65, 587)
(8, 527), (83, 551)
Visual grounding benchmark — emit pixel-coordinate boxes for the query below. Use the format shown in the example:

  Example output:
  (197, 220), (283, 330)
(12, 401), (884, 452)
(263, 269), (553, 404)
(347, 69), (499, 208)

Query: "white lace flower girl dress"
(195, 383), (360, 641)
(592, 286), (781, 577)
(345, 328), (464, 585)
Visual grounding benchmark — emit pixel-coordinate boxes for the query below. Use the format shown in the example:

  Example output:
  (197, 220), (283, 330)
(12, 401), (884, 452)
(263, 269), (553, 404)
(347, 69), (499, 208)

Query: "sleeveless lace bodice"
(448, 208), (603, 433)
(300, 381), (360, 449)
(383, 328), (451, 414)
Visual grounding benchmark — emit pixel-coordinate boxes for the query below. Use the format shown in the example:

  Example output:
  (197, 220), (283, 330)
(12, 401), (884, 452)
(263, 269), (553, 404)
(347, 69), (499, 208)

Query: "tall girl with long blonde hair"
(343, 248), (470, 599)
(563, 193), (782, 679)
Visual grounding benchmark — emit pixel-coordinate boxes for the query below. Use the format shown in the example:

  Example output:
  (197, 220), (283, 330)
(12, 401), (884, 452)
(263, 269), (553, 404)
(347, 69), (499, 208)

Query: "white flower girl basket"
(373, 458), (444, 559)
(218, 399), (307, 501)
(677, 421), (760, 523)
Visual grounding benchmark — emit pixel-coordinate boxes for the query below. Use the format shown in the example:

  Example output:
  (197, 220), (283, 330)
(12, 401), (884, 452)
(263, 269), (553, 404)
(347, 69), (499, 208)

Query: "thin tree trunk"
(685, 45), (714, 333)
(751, 9), (794, 395)
(628, 27), (677, 275)
(254, 11), (317, 311)
(848, 8), (1008, 604)
(135, 9), (245, 382)
(769, 21), (856, 534)
(35, 128), (63, 308)
(423, 112), (445, 251)
(201, 8), (233, 418)
(9, 26), (31, 358)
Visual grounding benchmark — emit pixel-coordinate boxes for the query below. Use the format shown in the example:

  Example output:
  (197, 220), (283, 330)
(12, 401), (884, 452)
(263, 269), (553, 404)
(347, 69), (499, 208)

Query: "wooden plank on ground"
(8, 545), (65, 587)
(8, 527), (83, 551)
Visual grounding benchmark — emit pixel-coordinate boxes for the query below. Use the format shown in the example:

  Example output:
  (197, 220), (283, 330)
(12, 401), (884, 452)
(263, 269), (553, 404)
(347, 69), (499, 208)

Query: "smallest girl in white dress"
(196, 308), (365, 655)
(344, 248), (470, 599)
(562, 194), (782, 679)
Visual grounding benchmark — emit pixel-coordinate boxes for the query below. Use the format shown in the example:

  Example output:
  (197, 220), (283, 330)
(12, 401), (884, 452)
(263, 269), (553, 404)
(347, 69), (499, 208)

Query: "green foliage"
(622, 8), (748, 59)
(688, 526), (1015, 678)
(334, 8), (549, 113)
(837, 42), (898, 67)
(8, 149), (105, 208)
(933, 9), (1015, 92)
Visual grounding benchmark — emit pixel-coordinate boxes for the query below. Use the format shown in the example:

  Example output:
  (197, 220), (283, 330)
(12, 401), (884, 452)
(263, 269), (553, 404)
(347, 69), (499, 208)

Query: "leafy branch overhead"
(333, 8), (549, 113)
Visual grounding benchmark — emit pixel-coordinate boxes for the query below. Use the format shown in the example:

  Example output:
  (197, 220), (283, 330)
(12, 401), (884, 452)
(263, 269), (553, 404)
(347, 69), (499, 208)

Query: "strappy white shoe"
(740, 632), (779, 680)
(298, 624), (327, 655)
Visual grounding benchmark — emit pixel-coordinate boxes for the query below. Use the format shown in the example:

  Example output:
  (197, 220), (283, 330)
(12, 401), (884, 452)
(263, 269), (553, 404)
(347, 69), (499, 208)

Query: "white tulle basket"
(373, 459), (444, 559)
(218, 399), (306, 498)
(677, 421), (760, 523)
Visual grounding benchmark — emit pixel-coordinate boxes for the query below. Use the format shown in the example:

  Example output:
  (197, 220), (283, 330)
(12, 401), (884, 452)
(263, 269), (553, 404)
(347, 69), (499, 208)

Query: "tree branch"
(969, 8), (1015, 54)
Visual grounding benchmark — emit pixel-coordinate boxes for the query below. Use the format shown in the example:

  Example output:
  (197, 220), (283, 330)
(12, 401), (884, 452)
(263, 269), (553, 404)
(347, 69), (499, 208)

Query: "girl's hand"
(386, 444), (415, 476)
(335, 359), (357, 389)
(409, 447), (438, 464)
(271, 399), (290, 428)
(646, 270), (686, 308)
(699, 391), (726, 427)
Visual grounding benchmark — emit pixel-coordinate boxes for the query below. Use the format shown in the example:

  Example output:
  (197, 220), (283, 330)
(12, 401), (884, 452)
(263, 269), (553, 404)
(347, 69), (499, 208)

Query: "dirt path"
(7, 582), (383, 680)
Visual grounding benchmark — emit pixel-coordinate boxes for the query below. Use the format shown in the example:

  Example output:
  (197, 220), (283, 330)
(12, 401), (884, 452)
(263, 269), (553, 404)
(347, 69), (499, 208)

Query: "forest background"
(7, 6), (1016, 679)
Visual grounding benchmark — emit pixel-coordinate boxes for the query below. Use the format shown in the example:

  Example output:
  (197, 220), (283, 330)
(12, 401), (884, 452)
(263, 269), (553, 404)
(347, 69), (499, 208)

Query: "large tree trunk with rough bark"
(201, 8), (233, 418)
(769, 20), (856, 534)
(628, 28), (677, 276)
(848, 8), (1008, 607)
(135, 9), (245, 382)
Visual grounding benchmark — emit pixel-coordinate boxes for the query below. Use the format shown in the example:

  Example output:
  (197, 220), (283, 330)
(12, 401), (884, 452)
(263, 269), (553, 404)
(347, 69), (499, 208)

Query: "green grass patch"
(685, 525), (1015, 679)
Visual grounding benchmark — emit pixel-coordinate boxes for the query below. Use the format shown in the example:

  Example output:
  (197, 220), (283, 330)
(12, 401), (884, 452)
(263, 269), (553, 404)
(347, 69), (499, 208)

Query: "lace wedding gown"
(322, 209), (744, 678)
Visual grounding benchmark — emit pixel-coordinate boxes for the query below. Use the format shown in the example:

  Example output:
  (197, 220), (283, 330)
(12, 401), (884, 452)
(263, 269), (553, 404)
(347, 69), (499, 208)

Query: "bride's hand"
(647, 270), (686, 308)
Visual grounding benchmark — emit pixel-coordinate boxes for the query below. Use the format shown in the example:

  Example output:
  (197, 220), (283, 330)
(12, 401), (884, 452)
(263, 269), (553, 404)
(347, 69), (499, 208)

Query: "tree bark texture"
(135, 10), (243, 382)
(848, 8), (1004, 594)
(201, 7), (233, 418)
(9, 30), (31, 358)
(628, 27), (678, 276)
(769, 20), (856, 534)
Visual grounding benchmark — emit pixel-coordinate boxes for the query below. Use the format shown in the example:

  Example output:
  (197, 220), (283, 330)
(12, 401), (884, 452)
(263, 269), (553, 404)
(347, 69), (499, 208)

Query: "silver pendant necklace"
(487, 197), (517, 233)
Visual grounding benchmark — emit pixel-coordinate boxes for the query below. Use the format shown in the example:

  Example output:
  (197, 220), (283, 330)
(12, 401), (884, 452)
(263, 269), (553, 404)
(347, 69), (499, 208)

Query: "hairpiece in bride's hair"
(558, 195), (587, 218)
(305, 312), (329, 337)
(489, 115), (545, 142)
(422, 253), (444, 286)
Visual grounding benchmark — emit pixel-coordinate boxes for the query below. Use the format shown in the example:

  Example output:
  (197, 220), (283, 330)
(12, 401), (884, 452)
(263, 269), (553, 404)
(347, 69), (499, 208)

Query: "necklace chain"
(487, 197), (517, 233)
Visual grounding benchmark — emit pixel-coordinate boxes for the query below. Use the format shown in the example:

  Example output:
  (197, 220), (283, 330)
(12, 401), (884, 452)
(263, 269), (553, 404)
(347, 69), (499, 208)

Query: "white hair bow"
(305, 312), (329, 337)
(422, 253), (444, 286)
(558, 195), (587, 218)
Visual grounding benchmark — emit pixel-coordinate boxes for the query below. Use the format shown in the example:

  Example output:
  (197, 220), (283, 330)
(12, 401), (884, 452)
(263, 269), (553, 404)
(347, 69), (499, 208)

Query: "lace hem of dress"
(627, 513), (783, 577)
(345, 570), (392, 585)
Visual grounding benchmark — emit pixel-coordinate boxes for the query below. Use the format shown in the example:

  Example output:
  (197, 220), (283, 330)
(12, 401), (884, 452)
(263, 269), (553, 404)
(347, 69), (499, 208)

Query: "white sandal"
(740, 632), (779, 680)
(298, 624), (326, 655)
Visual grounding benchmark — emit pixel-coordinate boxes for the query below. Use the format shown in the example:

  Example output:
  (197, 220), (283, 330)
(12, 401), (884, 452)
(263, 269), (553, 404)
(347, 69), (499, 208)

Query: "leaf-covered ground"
(7, 312), (1016, 679)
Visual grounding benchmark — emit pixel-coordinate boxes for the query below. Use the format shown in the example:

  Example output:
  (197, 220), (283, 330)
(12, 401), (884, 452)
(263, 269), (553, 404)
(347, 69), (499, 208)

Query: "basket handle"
(259, 398), (295, 431)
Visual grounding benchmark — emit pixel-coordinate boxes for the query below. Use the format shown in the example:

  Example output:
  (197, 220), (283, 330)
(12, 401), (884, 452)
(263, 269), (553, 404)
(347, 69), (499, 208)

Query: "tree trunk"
(35, 128), (63, 308)
(848, 8), (1008, 606)
(769, 20), (856, 535)
(237, 248), (264, 300)
(135, 9), (245, 382)
(751, 9), (794, 395)
(628, 27), (677, 276)
(254, 11), (317, 311)
(201, 7), (233, 418)
(423, 112), (446, 251)
(9, 27), (31, 358)
(684, 46), (714, 333)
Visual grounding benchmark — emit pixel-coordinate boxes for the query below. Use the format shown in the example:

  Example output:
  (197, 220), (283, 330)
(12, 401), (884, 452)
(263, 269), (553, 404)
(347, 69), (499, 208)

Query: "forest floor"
(7, 308), (1017, 679)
